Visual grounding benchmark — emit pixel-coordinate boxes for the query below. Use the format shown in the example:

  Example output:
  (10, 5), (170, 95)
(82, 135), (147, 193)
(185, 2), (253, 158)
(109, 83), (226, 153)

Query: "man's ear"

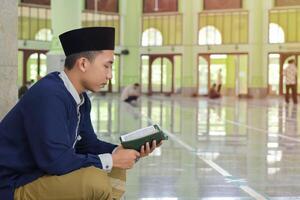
(77, 57), (89, 72)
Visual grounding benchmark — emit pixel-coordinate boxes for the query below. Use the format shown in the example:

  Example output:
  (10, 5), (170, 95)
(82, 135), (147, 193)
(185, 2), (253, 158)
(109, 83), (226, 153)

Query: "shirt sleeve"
(21, 94), (103, 175)
(75, 93), (117, 155)
(98, 154), (113, 172)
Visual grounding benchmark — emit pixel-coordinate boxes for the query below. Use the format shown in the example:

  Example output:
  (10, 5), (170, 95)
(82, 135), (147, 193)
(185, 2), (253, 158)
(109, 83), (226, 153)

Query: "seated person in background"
(18, 80), (34, 99)
(121, 83), (141, 104)
(209, 83), (221, 99)
(18, 84), (28, 99)
(27, 79), (35, 89)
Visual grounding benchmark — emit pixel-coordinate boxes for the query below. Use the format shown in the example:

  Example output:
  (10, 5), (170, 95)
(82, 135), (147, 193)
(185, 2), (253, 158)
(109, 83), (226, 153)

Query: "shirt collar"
(59, 71), (84, 105)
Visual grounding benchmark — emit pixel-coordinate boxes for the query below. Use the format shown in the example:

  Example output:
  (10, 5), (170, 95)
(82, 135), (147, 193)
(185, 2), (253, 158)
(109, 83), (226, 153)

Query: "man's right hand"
(112, 146), (140, 169)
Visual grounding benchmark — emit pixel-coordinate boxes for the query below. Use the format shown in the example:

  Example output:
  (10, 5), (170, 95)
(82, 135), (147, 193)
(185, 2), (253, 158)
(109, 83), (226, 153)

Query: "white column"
(181, 0), (202, 96)
(0, 0), (18, 119)
(244, 0), (267, 97)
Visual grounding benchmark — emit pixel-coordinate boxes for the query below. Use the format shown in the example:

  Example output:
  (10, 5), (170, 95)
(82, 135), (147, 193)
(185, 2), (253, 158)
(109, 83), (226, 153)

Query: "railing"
(18, 4), (121, 44)
(142, 12), (182, 46)
(198, 10), (248, 45)
(81, 10), (120, 45)
(269, 7), (300, 43)
(18, 3), (52, 41)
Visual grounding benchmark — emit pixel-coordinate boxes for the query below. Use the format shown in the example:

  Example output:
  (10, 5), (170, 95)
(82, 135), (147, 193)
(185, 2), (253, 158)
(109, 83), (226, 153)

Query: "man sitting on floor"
(0, 27), (160, 200)
(121, 83), (141, 106)
(209, 83), (221, 99)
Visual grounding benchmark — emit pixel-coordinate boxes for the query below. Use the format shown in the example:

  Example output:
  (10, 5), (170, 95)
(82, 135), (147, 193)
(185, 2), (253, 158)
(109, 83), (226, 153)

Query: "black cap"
(59, 27), (115, 56)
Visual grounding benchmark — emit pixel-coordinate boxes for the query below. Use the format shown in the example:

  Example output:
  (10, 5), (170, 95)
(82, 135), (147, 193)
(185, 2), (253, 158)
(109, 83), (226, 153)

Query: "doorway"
(198, 53), (248, 97)
(268, 53), (300, 95)
(141, 54), (182, 95)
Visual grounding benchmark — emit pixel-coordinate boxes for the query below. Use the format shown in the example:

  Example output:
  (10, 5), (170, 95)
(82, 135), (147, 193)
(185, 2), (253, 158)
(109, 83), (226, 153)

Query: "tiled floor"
(90, 94), (300, 200)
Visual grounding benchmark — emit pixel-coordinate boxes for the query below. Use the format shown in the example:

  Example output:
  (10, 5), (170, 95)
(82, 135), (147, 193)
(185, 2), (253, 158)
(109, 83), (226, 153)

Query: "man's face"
(81, 50), (114, 92)
(134, 85), (140, 90)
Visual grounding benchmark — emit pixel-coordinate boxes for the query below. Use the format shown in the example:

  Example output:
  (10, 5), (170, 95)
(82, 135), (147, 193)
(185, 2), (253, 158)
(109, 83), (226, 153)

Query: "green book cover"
(120, 124), (168, 151)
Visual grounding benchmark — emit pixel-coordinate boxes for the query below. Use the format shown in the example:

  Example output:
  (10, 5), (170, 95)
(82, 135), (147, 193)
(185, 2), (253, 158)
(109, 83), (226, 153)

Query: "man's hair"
(64, 51), (101, 70)
(134, 83), (140, 87)
(288, 59), (295, 64)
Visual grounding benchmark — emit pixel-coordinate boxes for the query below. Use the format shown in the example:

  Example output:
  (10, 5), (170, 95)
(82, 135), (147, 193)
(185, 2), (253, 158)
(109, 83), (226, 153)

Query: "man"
(216, 68), (222, 93)
(27, 79), (35, 89)
(18, 83), (28, 99)
(18, 80), (34, 99)
(121, 83), (141, 105)
(0, 27), (160, 200)
(208, 83), (221, 99)
(283, 59), (297, 104)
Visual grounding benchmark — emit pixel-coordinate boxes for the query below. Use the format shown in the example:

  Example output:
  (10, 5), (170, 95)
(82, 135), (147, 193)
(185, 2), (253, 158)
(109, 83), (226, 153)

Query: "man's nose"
(107, 70), (112, 80)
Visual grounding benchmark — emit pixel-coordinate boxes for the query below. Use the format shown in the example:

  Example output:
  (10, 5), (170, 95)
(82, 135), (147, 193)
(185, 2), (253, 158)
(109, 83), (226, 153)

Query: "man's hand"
(140, 140), (163, 158)
(112, 146), (140, 169)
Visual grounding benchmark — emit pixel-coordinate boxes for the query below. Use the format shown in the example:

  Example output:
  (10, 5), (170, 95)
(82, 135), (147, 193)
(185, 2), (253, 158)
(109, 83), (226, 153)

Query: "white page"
(121, 125), (158, 141)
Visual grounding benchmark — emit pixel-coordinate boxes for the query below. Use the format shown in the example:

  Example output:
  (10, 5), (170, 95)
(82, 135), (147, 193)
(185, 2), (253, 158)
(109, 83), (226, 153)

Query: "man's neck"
(63, 69), (84, 94)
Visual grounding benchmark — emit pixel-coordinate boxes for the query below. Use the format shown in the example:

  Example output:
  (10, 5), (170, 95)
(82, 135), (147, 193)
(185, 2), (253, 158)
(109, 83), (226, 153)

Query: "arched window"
(27, 53), (38, 82)
(35, 28), (53, 41)
(27, 52), (47, 82)
(269, 23), (285, 43)
(198, 25), (222, 45)
(39, 54), (47, 77)
(142, 28), (163, 46)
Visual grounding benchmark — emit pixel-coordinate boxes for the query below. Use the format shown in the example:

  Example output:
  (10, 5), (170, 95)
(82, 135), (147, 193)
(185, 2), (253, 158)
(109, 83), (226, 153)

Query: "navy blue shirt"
(0, 72), (117, 199)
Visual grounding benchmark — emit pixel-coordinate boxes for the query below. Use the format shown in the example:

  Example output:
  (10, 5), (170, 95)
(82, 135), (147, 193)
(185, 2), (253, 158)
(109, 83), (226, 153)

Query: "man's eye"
(104, 65), (109, 69)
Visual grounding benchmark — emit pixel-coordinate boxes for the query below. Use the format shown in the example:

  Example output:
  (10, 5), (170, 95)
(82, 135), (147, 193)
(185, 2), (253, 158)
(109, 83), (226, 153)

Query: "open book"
(120, 124), (168, 151)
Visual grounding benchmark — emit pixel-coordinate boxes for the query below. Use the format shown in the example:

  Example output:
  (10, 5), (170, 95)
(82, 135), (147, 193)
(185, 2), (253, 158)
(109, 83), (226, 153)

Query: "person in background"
(121, 83), (141, 105)
(209, 83), (221, 99)
(18, 83), (28, 99)
(217, 68), (222, 93)
(27, 79), (35, 89)
(283, 59), (297, 104)
(18, 80), (34, 99)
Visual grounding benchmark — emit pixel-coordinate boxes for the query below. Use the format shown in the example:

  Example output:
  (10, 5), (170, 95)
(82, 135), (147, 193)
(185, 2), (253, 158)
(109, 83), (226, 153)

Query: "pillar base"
(248, 88), (268, 98)
(181, 87), (198, 97)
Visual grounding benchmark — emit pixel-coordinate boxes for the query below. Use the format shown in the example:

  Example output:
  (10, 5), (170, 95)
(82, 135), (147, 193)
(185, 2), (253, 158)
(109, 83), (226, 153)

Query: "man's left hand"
(139, 140), (163, 158)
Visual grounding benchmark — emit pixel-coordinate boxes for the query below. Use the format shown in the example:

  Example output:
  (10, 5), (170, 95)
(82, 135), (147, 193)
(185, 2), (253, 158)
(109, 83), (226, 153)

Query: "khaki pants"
(14, 166), (126, 200)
